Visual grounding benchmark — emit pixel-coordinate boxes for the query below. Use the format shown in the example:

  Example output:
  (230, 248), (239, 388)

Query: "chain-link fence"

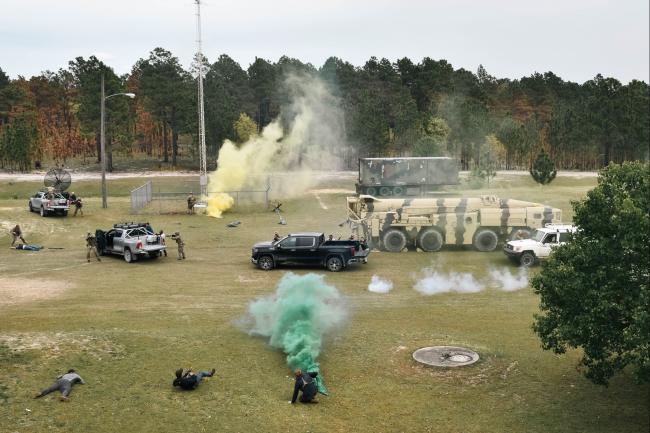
(130, 177), (270, 214)
(130, 181), (152, 213)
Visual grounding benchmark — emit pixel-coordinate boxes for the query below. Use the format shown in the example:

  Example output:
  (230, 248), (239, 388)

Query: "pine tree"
(530, 150), (557, 185)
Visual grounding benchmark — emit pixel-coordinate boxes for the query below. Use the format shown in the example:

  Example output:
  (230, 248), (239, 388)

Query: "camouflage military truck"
(346, 195), (562, 252)
(356, 157), (459, 197)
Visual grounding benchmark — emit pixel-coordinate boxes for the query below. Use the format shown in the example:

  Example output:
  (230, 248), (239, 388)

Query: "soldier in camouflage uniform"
(10, 224), (26, 246)
(85, 232), (101, 262)
(171, 232), (185, 260)
(187, 193), (197, 215)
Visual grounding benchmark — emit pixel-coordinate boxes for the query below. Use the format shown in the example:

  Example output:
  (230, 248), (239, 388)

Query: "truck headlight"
(252, 248), (258, 253)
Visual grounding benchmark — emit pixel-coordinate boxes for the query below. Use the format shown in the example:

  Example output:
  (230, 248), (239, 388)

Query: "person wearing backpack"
(172, 367), (215, 390)
(290, 369), (319, 404)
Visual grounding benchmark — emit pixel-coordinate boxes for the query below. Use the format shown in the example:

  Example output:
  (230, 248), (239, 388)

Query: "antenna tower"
(195, 0), (208, 200)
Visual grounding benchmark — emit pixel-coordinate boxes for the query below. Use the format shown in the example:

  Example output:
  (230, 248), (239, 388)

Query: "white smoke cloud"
(488, 267), (529, 291)
(413, 268), (484, 295)
(368, 275), (393, 294)
(207, 72), (347, 217)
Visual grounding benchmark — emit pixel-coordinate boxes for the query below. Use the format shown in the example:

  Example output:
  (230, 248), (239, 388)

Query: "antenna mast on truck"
(195, 0), (208, 201)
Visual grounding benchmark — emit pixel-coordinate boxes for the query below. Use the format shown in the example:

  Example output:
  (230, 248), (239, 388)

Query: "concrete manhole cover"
(412, 346), (480, 367)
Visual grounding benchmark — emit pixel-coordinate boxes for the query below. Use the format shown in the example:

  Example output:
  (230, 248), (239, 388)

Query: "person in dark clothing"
(172, 368), (215, 390)
(290, 369), (318, 404)
(34, 369), (85, 402)
(73, 197), (83, 216)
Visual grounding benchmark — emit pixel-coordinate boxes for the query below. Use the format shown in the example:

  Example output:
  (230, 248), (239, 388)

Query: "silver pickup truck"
(96, 223), (166, 263)
(28, 191), (69, 217)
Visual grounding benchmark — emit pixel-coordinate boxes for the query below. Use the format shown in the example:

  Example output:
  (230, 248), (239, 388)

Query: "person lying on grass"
(172, 368), (216, 390)
(34, 369), (85, 402)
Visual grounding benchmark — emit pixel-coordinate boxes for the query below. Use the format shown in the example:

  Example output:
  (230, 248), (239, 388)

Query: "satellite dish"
(44, 168), (72, 192)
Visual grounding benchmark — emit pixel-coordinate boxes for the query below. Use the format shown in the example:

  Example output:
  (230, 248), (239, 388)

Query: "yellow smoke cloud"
(206, 73), (346, 218)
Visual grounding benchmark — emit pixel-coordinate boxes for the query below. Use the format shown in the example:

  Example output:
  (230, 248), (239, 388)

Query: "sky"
(1, 0), (648, 83)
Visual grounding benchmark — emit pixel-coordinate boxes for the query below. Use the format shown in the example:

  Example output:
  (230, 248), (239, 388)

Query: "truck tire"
(124, 248), (133, 263)
(417, 228), (443, 252)
(258, 255), (274, 271)
(149, 251), (159, 259)
(326, 256), (343, 272)
(379, 186), (392, 197)
(40, 206), (46, 217)
(382, 229), (407, 253)
(520, 252), (536, 267)
(29, 202), (34, 212)
(62, 210), (68, 217)
(473, 228), (499, 252)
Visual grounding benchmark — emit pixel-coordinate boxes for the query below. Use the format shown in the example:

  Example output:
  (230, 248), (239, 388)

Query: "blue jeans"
(194, 370), (212, 385)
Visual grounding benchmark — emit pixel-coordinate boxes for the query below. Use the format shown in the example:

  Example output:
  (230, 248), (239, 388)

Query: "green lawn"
(0, 173), (647, 433)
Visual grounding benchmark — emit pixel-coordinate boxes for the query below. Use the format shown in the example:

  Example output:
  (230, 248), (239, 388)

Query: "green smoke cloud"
(245, 272), (347, 394)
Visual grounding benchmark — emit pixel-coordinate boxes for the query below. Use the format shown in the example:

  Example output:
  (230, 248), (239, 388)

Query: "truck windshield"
(532, 230), (545, 242)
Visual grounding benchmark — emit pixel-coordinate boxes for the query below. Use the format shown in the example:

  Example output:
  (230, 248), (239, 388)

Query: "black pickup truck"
(251, 232), (370, 272)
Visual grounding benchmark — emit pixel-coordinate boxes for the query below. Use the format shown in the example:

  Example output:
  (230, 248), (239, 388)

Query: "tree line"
(0, 50), (648, 171)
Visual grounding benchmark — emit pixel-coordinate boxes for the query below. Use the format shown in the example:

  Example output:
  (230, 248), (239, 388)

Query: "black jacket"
(291, 372), (318, 403)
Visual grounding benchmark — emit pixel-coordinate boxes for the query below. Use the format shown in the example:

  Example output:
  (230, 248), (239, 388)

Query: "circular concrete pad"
(412, 346), (480, 367)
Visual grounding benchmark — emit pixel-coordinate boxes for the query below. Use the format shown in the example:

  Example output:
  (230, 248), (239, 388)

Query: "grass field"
(0, 172), (647, 433)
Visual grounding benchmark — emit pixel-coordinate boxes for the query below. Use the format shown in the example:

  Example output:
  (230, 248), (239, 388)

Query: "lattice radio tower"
(195, 0), (208, 200)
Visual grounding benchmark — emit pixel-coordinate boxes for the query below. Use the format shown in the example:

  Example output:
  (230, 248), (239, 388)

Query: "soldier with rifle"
(171, 232), (186, 260)
(85, 232), (101, 263)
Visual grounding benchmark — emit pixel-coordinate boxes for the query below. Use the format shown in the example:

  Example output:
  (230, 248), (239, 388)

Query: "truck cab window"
(279, 237), (297, 248)
(296, 237), (315, 247)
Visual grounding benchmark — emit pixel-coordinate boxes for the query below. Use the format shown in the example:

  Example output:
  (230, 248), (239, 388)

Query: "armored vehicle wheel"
(379, 186), (392, 197)
(418, 228), (443, 252)
(326, 256), (343, 272)
(383, 229), (407, 252)
(509, 227), (532, 241)
(258, 255), (274, 270)
(124, 248), (133, 263)
(520, 252), (536, 267)
(392, 186), (404, 196)
(366, 187), (377, 196)
(473, 228), (498, 252)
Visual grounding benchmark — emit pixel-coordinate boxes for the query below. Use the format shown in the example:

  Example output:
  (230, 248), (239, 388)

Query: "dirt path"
(0, 277), (70, 308)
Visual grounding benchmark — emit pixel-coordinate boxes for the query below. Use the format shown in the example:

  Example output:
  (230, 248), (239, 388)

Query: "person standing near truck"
(73, 196), (83, 216)
(10, 224), (26, 246)
(171, 232), (185, 260)
(159, 230), (168, 256)
(86, 232), (101, 263)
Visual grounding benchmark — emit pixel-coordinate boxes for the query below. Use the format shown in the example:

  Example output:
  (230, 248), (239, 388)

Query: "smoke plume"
(207, 73), (346, 217)
(488, 268), (529, 291)
(242, 272), (347, 394)
(412, 267), (529, 295)
(413, 268), (484, 295)
(368, 275), (393, 294)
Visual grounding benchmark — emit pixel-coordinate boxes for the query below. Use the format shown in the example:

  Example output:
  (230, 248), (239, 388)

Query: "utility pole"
(100, 74), (107, 208)
(195, 0), (208, 200)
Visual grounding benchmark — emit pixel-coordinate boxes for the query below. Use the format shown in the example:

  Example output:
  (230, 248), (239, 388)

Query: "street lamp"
(100, 74), (135, 208)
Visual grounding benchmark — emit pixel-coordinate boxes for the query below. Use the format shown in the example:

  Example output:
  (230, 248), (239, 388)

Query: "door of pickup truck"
(275, 236), (321, 265)
(112, 229), (125, 253)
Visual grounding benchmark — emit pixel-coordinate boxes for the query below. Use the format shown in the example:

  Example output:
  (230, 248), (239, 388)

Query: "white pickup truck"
(503, 224), (577, 267)
(28, 191), (70, 217)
